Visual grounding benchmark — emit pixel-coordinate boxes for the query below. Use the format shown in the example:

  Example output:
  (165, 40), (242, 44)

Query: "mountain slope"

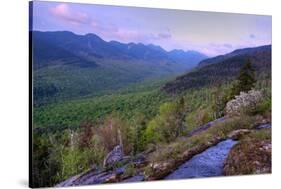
(168, 49), (207, 68)
(162, 45), (271, 94)
(198, 45), (271, 67)
(32, 31), (207, 105)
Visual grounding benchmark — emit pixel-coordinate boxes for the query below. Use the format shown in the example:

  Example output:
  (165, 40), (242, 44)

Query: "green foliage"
(32, 133), (55, 187)
(144, 97), (186, 144)
(32, 127), (106, 187)
(33, 90), (169, 132)
(144, 119), (162, 145)
(148, 115), (256, 162)
(211, 85), (233, 118)
(59, 140), (105, 180)
(128, 113), (148, 154)
(97, 115), (132, 154)
(163, 45), (271, 95)
(32, 76), (271, 187)
(33, 56), (186, 106)
(185, 106), (213, 133)
(209, 115), (256, 137)
(163, 57), (247, 94)
(230, 59), (256, 98)
(254, 97), (271, 115)
(32, 53), (271, 187)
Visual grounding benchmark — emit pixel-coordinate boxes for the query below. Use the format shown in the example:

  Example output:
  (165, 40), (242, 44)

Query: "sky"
(31, 1), (272, 56)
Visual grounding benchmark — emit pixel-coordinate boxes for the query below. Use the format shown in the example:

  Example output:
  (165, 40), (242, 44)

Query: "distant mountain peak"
(169, 49), (185, 53)
(33, 30), (207, 68)
(84, 33), (105, 43)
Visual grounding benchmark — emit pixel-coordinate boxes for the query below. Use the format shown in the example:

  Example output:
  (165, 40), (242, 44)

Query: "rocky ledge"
(56, 121), (271, 187)
(223, 140), (271, 175)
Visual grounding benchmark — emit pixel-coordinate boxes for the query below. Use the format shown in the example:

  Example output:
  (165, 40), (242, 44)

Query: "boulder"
(131, 154), (147, 167)
(227, 129), (251, 140)
(103, 145), (124, 168)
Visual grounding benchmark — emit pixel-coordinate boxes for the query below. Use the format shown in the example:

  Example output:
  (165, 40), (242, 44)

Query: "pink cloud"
(96, 28), (172, 44)
(50, 4), (90, 25)
(115, 30), (149, 42)
(91, 20), (118, 34)
(49, 4), (172, 44)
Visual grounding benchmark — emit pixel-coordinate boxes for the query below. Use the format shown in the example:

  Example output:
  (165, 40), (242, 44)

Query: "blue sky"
(32, 1), (272, 56)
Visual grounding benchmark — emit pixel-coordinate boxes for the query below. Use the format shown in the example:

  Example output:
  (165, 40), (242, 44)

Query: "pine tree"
(231, 59), (256, 98)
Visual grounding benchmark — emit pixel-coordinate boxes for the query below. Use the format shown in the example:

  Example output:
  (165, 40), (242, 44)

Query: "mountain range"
(32, 31), (271, 105)
(33, 31), (207, 69)
(32, 31), (207, 105)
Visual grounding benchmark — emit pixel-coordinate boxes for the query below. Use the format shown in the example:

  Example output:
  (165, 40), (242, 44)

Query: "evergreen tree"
(231, 59), (256, 98)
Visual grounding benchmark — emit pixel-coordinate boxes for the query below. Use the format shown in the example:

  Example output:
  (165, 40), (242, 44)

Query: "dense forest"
(32, 34), (271, 187)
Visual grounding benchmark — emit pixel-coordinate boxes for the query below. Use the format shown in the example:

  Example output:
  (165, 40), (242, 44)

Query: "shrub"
(59, 138), (106, 180)
(96, 115), (132, 154)
(212, 85), (232, 118)
(144, 98), (186, 144)
(143, 119), (161, 145)
(78, 120), (95, 149)
(32, 132), (58, 187)
(185, 107), (213, 133)
(129, 113), (147, 155)
(209, 115), (255, 136)
(254, 97), (271, 115)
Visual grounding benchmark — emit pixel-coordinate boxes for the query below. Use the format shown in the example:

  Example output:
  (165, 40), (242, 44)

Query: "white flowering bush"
(226, 90), (262, 116)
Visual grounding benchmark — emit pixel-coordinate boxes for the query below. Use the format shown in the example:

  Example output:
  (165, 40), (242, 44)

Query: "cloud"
(95, 27), (172, 44)
(158, 32), (172, 39)
(91, 20), (118, 33)
(249, 34), (256, 39)
(111, 30), (172, 43)
(107, 29), (155, 43)
(49, 4), (172, 44)
(189, 42), (245, 56)
(223, 43), (233, 48)
(50, 4), (90, 25)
